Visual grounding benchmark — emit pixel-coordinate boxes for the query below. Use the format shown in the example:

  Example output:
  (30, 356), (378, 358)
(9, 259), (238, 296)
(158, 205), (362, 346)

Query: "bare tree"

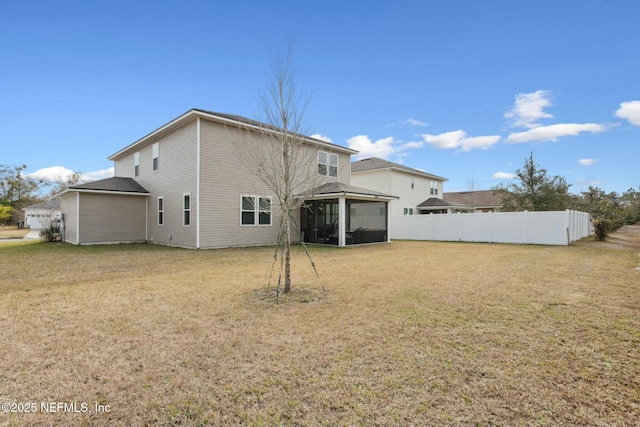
(38, 208), (61, 242)
(50, 171), (85, 196)
(465, 172), (481, 209)
(237, 44), (328, 294)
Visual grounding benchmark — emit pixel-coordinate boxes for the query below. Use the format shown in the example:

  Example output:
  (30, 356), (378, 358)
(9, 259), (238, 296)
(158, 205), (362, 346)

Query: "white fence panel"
(391, 210), (592, 246)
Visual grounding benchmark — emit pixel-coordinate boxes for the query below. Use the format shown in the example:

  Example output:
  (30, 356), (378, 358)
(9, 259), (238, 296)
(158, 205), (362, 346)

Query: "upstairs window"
(241, 195), (272, 226)
(134, 152), (140, 177)
(430, 181), (438, 195)
(183, 193), (191, 226)
(410, 177), (415, 189)
(404, 208), (414, 215)
(152, 143), (159, 171)
(318, 151), (338, 178)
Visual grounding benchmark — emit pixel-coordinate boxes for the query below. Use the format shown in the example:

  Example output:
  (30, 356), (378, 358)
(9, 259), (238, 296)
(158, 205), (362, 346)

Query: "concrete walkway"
(0, 230), (41, 244)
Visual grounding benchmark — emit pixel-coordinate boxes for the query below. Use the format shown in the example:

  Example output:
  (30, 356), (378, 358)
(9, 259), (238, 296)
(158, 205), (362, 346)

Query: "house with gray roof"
(350, 157), (447, 217)
(443, 190), (503, 212)
(23, 199), (61, 230)
(55, 109), (395, 247)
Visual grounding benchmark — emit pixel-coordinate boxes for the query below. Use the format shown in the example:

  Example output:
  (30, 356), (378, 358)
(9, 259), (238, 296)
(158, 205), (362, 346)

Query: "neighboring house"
(417, 197), (471, 214)
(350, 157), (447, 217)
(56, 109), (395, 247)
(23, 199), (61, 230)
(443, 190), (503, 212)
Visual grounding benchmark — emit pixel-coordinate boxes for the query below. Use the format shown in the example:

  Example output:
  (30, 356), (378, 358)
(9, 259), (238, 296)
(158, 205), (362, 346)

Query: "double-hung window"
(183, 193), (191, 226)
(152, 143), (159, 171)
(158, 197), (164, 226)
(318, 151), (338, 177)
(134, 152), (140, 177)
(404, 207), (414, 215)
(241, 195), (272, 226)
(430, 181), (438, 195)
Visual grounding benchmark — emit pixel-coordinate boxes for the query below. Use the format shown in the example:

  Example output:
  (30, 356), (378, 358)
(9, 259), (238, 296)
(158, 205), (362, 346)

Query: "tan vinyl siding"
(129, 120), (198, 247)
(78, 193), (147, 244)
(60, 192), (78, 244)
(114, 154), (134, 178)
(198, 120), (281, 248)
(108, 113), (352, 249)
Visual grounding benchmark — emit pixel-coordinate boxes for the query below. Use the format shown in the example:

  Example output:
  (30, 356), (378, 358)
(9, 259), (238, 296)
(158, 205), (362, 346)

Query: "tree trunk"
(284, 217), (292, 293)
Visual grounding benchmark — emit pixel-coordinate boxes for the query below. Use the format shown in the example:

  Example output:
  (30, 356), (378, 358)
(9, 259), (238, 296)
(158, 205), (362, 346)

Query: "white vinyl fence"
(391, 210), (592, 246)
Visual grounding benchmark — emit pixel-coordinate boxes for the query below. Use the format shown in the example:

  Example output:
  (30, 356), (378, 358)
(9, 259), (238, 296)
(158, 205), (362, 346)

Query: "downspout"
(76, 192), (80, 244)
(338, 197), (346, 247)
(196, 117), (201, 249)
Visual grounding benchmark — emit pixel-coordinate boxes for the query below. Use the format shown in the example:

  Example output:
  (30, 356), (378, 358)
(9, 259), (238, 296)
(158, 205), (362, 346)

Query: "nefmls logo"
(41, 402), (89, 413)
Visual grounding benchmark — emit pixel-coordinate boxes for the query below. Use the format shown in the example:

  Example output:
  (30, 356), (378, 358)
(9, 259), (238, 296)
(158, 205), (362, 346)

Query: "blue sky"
(1, 0), (639, 194)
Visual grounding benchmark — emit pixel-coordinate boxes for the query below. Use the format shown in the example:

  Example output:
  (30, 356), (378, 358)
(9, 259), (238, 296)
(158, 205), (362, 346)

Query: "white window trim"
(183, 193), (191, 227)
(317, 151), (338, 178)
(152, 143), (159, 172)
(134, 152), (140, 177)
(158, 196), (164, 226)
(430, 181), (438, 196)
(240, 195), (272, 227)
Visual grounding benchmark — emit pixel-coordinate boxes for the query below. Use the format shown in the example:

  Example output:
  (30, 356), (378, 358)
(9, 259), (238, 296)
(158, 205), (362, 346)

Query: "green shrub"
(39, 225), (60, 242)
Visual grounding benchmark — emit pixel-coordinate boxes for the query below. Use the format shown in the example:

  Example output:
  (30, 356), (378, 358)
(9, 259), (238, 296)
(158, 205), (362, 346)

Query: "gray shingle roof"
(418, 197), (468, 208)
(351, 157), (447, 181)
(24, 199), (61, 210)
(305, 182), (397, 199)
(110, 109), (356, 161)
(69, 177), (149, 193)
(443, 190), (503, 208)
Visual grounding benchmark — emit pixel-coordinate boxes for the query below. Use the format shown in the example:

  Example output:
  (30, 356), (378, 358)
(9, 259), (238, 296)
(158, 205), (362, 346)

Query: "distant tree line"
(0, 164), (83, 226)
(494, 153), (640, 240)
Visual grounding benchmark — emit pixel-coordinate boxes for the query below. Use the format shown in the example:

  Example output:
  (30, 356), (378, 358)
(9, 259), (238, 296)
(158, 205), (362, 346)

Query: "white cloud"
(347, 135), (398, 160)
(493, 172), (516, 179)
(615, 100), (640, 126)
(403, 118), (428, 127)
(578, 158), (596, 166)
(506, 123), (607, 144)
(84, 167), (115, 181)
(398, 140), (424, 150)
(311, 134), (333, 143)
(460, 135), (502, 151)
(27, 166), (114, 183)
(504, 90), (553, 129)
(421, 130), (500, 151)
(28, 166), (76, 182)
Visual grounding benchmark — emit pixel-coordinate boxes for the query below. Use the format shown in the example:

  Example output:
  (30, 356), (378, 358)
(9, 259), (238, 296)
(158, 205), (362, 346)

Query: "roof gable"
(109, 109), (357, 161)
(351, 157), (447, 181)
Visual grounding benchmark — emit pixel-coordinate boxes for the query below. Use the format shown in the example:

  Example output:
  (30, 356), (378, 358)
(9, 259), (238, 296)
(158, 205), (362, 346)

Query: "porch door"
(301, 200), (339, 244)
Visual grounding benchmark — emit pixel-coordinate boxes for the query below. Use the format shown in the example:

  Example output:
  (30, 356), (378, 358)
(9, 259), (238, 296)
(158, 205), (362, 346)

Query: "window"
(404, 208), (414, 215)
(430, 181), (438, 195)
(318, 151), (338, 177)
(183, 193), (191, 226)
(134, 152), (140, 177)
(152, 143), (159, 171)
(241, 195), (272, 226)
(158, 197), (164, 226)
(410, 177), (415, 189)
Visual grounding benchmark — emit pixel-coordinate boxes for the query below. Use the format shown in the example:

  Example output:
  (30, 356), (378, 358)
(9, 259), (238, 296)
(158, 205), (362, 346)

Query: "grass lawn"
(0, 237), (638, 426)
(0, 226), (29, 239)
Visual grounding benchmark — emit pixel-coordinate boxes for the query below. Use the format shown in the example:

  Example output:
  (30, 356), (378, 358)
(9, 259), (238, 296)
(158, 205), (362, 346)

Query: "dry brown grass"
(0, 233), (639, 426)
(0, 226), (29, 239)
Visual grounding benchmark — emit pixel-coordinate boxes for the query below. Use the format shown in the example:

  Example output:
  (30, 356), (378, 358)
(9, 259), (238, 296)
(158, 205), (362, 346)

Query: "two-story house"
(56, 109), (395, 248)
(350, 157), (447, 216)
